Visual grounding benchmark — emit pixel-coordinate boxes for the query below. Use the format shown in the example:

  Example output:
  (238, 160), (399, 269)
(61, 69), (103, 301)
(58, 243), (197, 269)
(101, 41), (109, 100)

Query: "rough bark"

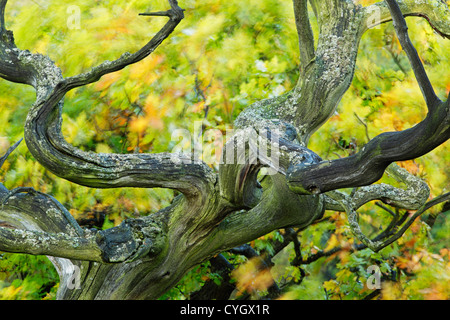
(286, 0), (450, 195)
(0, 0), (448, 299)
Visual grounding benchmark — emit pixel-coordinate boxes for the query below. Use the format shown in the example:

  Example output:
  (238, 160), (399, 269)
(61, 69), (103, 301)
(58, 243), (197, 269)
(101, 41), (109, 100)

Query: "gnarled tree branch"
(324, 163), (430, 212)
(287, 99), (450, 194)
(0, 1), (218, 299)
(0, 227), (103, 261)
(0, 215), (167, 264)
(329, 190), (450, 252)
(0, 142), (167, 264)
(287, 0), (450, 195)
(292, 0), (315, 72)
(0, 0), (448, 300)
(9, 0), (215, 199)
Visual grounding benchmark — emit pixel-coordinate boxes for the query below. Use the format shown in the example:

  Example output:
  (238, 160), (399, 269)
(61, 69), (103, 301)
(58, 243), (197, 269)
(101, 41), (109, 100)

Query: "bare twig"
(139, 8), (185, 19)
(376, 192), (450, 249)
(375, 201), (396, 217)
(61, 2), (184, 93)
(139, 11), (173, 17)
(354, 112), (370, 142)
(0, 227), (103, 262)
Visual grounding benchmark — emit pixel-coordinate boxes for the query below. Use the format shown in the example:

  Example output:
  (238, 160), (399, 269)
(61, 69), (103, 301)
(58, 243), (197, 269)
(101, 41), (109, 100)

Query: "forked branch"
(330, 190), (450, 252)
(59, 0), (184, 93)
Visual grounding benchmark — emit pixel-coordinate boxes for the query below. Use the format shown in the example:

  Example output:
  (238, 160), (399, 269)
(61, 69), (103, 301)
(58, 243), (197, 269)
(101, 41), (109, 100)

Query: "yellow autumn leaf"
(323, 280), (339, 292)
(324, 234), (340, 251)
(129, 117), (148, 133)
(382, 281), (403, 300)
(33, 34), (50, 55)
(69, 208), (83, 220)
(0, 285), (23, 299)
(96, 143), (113, 154)
(130, 55), (165, 83)
(277, 291), (297, 300)
(232, 257), (273, 294)
(355, 0), (378, 5)
(190, 101), (205, 114)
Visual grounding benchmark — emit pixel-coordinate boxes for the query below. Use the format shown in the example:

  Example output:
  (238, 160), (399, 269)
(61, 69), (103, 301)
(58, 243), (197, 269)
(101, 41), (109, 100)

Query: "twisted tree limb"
(324, 163), (430, 212)
(16, 0), (215, 200)
(0, 140), (167, 264)
(329, 190), (450, 252)
(0, 0), (210, 199)
(0, 0), (213, 299)
(62, 0), (184, 92)
(287, 0), (450, 195)
(0, 217), (167, 263)
(0, 0), (448, 300)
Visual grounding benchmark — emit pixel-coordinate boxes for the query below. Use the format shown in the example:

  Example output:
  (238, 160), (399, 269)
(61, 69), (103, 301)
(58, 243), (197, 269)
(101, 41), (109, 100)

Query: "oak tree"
(0, 0), (449, 299)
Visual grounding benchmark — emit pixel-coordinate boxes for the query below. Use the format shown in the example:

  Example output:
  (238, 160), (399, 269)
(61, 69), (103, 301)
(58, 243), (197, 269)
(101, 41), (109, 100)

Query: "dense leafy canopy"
(0, 0), (448, 299)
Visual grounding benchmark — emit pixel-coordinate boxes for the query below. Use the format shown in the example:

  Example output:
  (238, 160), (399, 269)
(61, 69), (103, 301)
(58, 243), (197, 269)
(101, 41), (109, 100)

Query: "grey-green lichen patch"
(315, 3), (364, 86)
(234, 94), (302, 145)
(16, 48), (63, 98)
(127, 217), (168, 259)
(94, 216), (168, 263)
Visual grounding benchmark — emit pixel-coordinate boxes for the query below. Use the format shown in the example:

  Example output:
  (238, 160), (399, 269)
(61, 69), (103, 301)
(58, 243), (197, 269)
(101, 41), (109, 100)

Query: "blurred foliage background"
(0, 0), (448, 300)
